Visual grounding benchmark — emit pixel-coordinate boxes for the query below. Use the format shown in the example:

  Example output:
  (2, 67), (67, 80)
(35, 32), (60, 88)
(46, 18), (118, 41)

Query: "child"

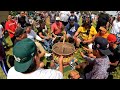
(68, 70), (82, 79)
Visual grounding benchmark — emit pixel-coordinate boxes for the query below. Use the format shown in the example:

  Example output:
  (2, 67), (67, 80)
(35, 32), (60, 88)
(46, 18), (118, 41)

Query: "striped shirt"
(7, 67), (63, 79)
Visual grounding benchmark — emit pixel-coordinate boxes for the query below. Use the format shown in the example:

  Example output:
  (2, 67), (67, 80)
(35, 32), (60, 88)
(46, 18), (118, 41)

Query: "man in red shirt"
(5, 14), (17, 43)
(51, 17), (65, 43)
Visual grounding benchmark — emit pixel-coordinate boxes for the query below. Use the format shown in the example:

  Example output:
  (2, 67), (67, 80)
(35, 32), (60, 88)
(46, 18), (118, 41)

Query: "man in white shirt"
(110, 13), (120, 35)
(59, 11), (70, 26)
(25, 23), (46, 56)
(7, 38), (63, 79)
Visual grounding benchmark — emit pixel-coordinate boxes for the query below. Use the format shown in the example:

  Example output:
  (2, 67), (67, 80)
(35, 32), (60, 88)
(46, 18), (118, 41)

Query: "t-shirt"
(0, 25), (3, 38)
(5, 20), (17, 38)
(110, 19), (120, 35)
(84, 55), (110, 79)
(51, 22), (63, 35)
(95, 32), (109, 39)
(18, 16), (27, 28)
(7, 67), (63, 79)
(108, 45), (120, 63)
(59, 11), (70, 22)
(77, 26), (97, 40)
(65, 22), (79, 37)
(27, 30), (42, 42)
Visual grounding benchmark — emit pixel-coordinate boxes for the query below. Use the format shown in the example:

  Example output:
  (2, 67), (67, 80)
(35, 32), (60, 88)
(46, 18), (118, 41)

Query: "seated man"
(7, 38), (64, 79)
(37, 20), (53, 52)
(74, 22), (97, 48)
(51, 17), (65, 43)
(25, 23), (46, 56)
(65, 17), (79, 43)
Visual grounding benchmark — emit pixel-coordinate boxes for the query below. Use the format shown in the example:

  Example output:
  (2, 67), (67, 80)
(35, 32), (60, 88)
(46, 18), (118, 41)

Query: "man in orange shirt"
(5, 14), (17, 43)
(83, 26), (109, 44)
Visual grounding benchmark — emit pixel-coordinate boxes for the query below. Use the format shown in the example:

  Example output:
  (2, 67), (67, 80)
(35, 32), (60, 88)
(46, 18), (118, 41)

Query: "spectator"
(68, 11), (77, 23)
(7, 38), (63, 79)
(5, 14), (17, 43)
(59, 11), (70, 26)
(18, 11), (27, 28)
(96, 12), (109, 32)
(0, 40), (9, 76)
(14, 27), (27, 45)
(110, 13), (120, 35)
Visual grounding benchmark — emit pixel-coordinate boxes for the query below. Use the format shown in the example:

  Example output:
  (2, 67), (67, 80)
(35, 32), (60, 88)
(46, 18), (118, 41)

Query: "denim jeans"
(43, 39), (53, 52)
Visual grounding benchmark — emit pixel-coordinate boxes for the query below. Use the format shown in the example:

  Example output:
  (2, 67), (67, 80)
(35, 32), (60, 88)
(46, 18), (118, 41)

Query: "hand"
(82, 40), (87, 44)
(80, 51), (85, 57)
(41, 39), (44, 42)
(58, 55), (63, 65)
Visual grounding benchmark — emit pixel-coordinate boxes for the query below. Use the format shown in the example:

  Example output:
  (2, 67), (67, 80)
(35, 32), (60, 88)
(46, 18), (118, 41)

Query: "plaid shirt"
(83, 55), (110, 79)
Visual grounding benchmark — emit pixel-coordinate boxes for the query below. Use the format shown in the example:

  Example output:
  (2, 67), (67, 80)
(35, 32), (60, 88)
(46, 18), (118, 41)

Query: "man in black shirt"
(18, 11), (28, 28)
(96, 12), (109, 32)
(107, 34), (120, 74)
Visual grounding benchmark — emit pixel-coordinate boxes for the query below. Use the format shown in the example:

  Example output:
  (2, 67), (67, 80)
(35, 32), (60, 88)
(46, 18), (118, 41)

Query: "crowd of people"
(0, 11), (120, 79)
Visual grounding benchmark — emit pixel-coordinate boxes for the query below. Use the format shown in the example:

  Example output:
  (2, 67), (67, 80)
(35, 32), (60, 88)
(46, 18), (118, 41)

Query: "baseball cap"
(13, 38), (37, 72)
(107, 34), (117, 43)
(15, 27), (26, 37)
(69, 16), (75, 22)
(56, 17), (61, 21)
(92, 37), (112, 55)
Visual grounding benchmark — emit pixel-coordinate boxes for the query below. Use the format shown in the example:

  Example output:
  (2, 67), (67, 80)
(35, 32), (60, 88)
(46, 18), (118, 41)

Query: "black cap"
(15, 27), (26, 37)
(93, 37), (112, 55)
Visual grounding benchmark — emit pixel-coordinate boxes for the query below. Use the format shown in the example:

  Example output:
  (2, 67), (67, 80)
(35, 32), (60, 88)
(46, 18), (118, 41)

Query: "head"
(15, 27), (27, 40)
(117, 13), (120, 21)
(7, 14), (12, 20)
(107, 34), (117, 47)
(82, 22), (91, 30)
(68, 70), (80, 79)
(55, 17), (61, 25)
(13, 38), (41, 73)
(70, 11), (75, 16)
(98, 26), (107, 36)
(20, 11), (25, 17)
(92, 37), (112, 57)
(86, 15), (91, 23)
(25, 23), (32, 33)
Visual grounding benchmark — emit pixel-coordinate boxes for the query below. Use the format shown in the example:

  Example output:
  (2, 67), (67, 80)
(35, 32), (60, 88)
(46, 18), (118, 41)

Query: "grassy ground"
(1, 17), (120, 79)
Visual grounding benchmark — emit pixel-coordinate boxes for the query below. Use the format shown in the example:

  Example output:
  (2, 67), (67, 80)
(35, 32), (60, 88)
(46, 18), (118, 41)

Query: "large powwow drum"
(52, 42), (76, 65)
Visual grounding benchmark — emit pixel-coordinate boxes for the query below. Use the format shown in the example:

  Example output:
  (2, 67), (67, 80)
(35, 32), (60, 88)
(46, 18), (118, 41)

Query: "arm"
(109, 61), (119, 66)
(5, 22), (15, 34)
(32, 30), (43, 42)
(83, 35), (95, 44)
(80, 52), (95, 63)
(58, 56), (63, 73)
(39, 32), (45, 39)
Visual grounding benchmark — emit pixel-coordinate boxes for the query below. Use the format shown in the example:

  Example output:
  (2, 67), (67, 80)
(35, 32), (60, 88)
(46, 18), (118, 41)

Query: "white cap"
(56, 17), (61, 21)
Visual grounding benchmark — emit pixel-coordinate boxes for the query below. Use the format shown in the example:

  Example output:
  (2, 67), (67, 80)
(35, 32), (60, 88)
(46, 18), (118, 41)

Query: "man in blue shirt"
(65, 18), (79, 43)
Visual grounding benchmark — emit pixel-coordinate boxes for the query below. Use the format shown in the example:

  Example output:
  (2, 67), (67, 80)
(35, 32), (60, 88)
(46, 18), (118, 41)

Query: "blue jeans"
(43, 39), (53, 52)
